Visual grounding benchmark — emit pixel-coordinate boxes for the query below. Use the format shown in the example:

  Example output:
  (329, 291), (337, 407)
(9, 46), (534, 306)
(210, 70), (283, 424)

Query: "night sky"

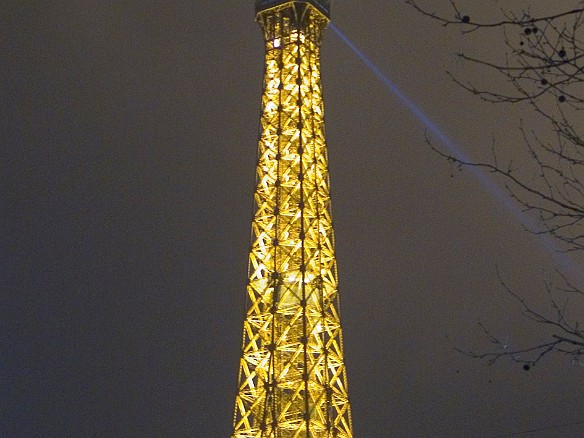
(3, 1), (584, 437)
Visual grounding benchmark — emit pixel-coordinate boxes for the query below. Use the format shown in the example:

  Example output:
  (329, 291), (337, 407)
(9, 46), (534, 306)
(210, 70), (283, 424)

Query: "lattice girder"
(233, 3), (352, 437)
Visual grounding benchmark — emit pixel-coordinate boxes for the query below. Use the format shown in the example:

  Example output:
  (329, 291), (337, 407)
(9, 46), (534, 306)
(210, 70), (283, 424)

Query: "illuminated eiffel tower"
(232, 1), (353, 437)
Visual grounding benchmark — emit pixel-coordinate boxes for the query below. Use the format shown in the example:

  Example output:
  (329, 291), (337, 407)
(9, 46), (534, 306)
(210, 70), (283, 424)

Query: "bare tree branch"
(410, 1), (584, 367)
(406, 1), (584, 32)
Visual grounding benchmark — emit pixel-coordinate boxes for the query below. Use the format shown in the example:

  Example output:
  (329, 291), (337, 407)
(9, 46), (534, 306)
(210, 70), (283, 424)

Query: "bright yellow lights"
(233, 3), (353, 437)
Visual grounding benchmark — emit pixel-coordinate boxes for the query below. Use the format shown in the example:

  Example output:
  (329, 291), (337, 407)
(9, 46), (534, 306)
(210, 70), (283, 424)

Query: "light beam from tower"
(329, 22), (584, 287)
(232, 1), (354, 437)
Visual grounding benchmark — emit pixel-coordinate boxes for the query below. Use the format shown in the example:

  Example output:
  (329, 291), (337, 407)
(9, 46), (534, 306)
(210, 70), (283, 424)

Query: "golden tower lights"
(233, 1), (353, 436)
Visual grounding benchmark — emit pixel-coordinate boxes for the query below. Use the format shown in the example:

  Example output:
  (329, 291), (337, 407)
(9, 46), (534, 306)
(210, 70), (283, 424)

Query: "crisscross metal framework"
(232, 3), (353, 437)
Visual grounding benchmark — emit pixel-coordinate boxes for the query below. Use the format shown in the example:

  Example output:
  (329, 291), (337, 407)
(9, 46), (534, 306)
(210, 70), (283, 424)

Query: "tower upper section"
(232, 0), (353, 436)
(255, 0), (331, 18)
(255, 0), (330, 46)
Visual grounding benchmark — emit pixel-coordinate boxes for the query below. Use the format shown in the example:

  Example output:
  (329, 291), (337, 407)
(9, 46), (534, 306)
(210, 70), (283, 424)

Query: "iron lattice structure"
(233, 2), (353, 437)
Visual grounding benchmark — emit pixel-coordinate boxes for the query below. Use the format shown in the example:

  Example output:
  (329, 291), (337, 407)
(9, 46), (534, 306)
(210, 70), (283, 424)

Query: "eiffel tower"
(232, 2), (353, 436)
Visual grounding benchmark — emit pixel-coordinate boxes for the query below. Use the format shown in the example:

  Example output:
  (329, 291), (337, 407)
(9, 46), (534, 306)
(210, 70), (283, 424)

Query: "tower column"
(233, 3), (353, 437)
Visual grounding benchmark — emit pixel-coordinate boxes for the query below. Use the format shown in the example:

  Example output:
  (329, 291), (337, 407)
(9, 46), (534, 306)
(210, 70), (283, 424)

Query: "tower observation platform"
(255, 0), (331, 18)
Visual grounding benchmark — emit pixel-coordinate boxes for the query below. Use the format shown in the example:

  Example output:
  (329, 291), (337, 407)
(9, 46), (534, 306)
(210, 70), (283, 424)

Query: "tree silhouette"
(407, 0), (584, 368)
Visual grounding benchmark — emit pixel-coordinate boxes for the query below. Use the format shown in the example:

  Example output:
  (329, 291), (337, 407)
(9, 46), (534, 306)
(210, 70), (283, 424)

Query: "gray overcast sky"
(3, 1), (584, 437)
